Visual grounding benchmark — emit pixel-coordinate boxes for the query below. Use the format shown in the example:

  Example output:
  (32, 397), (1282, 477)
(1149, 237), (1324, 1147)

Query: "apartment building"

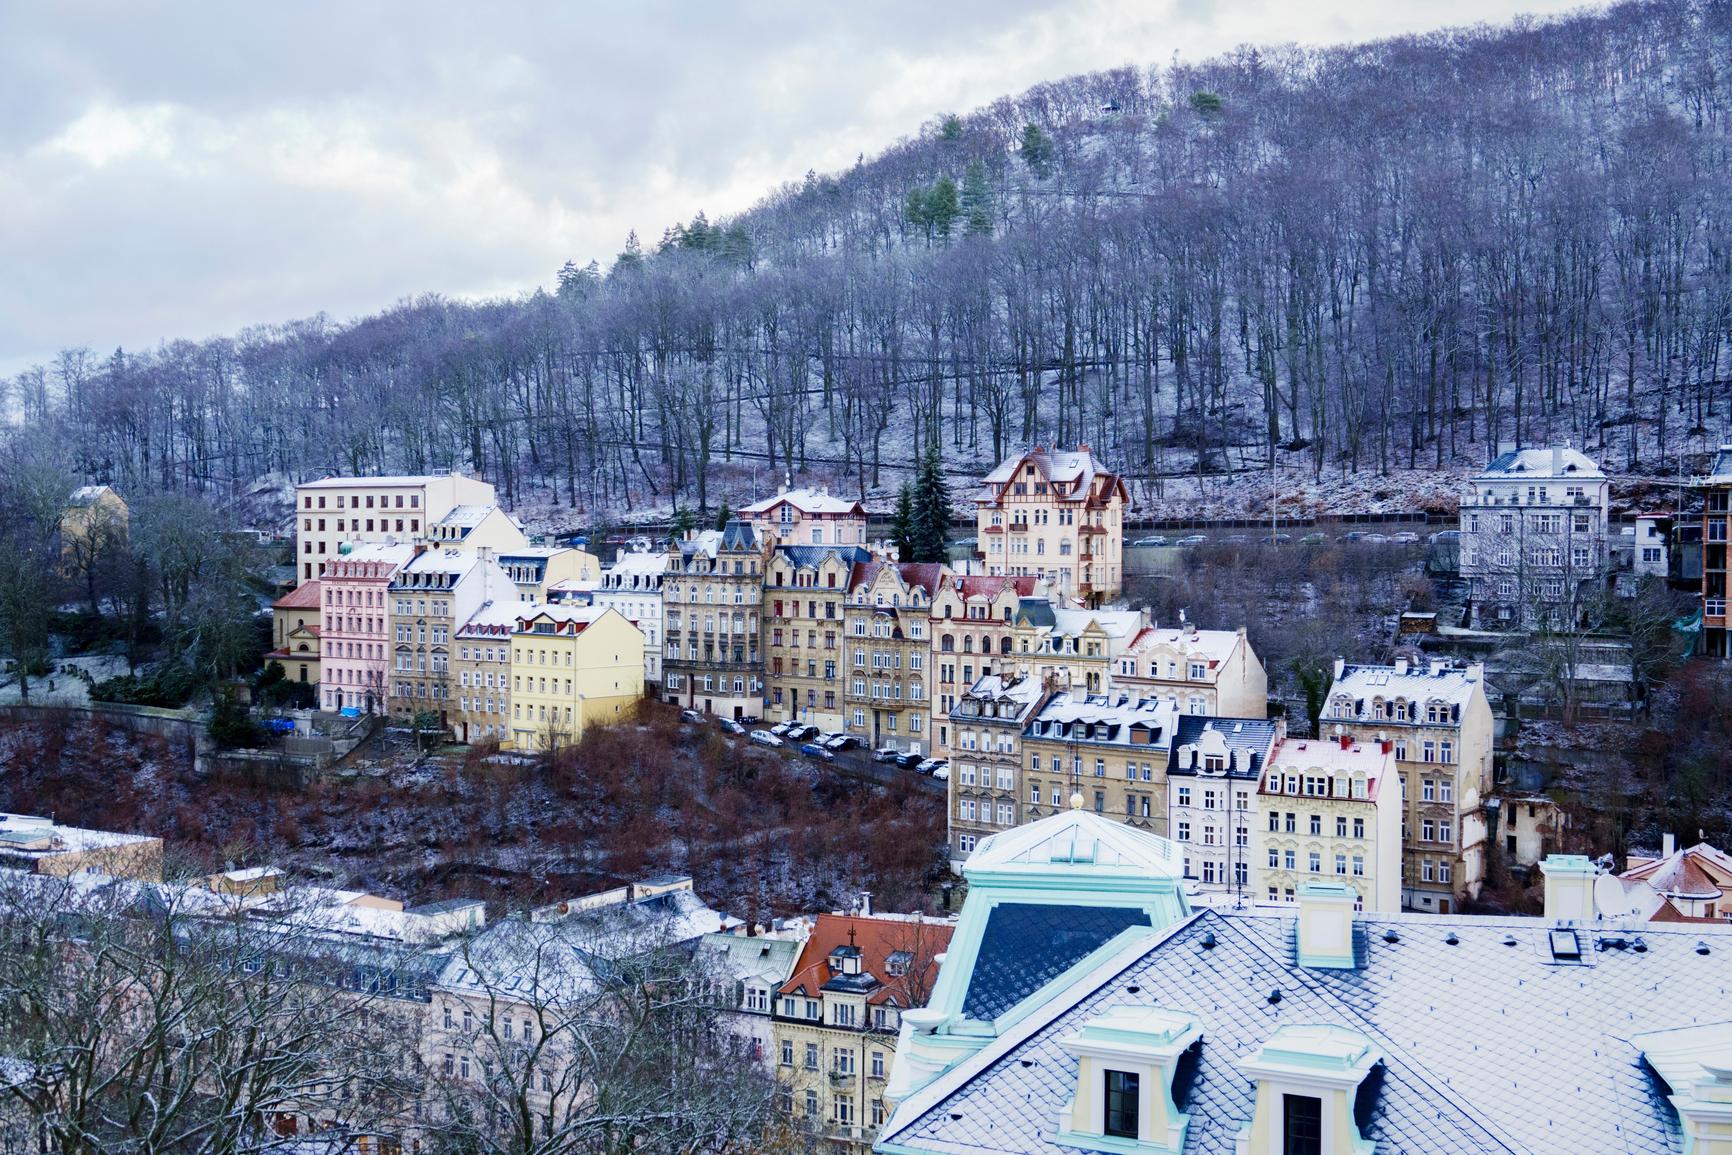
(842, 560), (941, 753)
(697, 931), (804, 1069)
(0, 813), (162, 881)
(946, 672), (1050, 864)
(498, 546), (601, 604)
(774, 913), (952, 1152)
(930, 574), (1035, 755)
(294, 472), (495, 582)
(426, 505), (528, 552)
(1019, 692), (1180, 836)
(450, 599), (531, 745)
(509, 605), (644, 751)
(975, 445), (1129, 601)
(1165, 715), (1282, 899)
(1459, 445), (1609, 629)
(265, 579), (322, 688)
(763, 544), (871, 731)
(1698, 445), (1732, 658)
(1322, 657), (1495, 912)
(592, 548), (666, 687)
(1255, 734), (1402, 912)
(386, 548), (513, 728)
(738, 485), (868, 548)
(662, 521), (766, 720)
(1113, 618), (1268, 716)
(320, 542), (415, 714)
(1014, 606), (1142, 696)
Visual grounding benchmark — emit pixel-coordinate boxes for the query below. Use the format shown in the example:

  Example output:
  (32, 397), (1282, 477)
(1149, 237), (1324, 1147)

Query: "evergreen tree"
(1019, 124), (1054, 179)
(714, 500), (732, 532)
(891, 484), (916, 560)
(909, 442), (952, 563)
(939, 113), (964, 142)
(961, 160), (994, 237)
(927, 175), (959, 240)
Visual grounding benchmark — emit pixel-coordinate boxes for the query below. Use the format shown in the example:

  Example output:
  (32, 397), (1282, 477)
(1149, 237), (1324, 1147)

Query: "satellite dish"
(1594, 872), (1634, 920)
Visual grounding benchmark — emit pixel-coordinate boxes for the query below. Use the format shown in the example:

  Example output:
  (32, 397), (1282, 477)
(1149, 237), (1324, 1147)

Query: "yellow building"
(1017, 692), (1180, 835)
(929, 575), (1035, 757)
(499, 546), (601, 604)
(842, 560), (942, 753)
(763, 545), (868, 731)
(0, 813), (162, 881)
(509, 605), (644, 751)
(1112, 618), (1268, 717)
(1254, 735), (1402, 912)
(386, 549), (513, 729)
(59, 484), (128, 584)
(774, 913), (953, 1151)
(265, 579), (323, 689)
(975, 446), (1129, 602)
(739, 485), (868, 548)
(945, 672), (1051, 865)
(451, 599), (531, 745)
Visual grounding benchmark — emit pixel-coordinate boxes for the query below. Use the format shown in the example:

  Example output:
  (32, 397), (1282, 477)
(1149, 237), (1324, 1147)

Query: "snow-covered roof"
(1049, 608), (1142, 643)
(982, 446), (1108, 489)
(298, 473), (463, 489)
(967, 806), (1185, 879)
(1124, 623), (1243, 664)
(1023, 692), (1179, 749)
(0, 813), (157, 856)
(325, 542), (416, 568)
(1329, 659), (1486, 707)
(456, 599), (538, 638)
(1472, 445), (1605, 480)
(433, 504), (518, 530)
(606, 550), (669, 579)
(1265, 736), (1394, 798)
(66, 484), (118, 505)
(739, 486), (864, 516)
(395, 547), (488, 578)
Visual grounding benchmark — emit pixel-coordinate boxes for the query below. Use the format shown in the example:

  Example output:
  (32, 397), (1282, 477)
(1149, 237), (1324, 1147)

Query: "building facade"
(738, 486), (868, 548)
(294, 473), (495, 582)
(1255, 735), (1403, 912)
(509, 605), (643, 750)
(386, 549), (513, 728)
(662, 522), (766, 720)
(1165, 716), (1281, 899)
(842, 560), (941, 753)
(498, 546), (601, 605)
(929, 575), (1035, 756)
(593, 548), (666, 688)
(1459, 445), (1609, 629)
(266, 579), (323, 689)
(1322, 658), (1496, 913)
(975, 446), (1129, 601)
(426, 505), (528, 552)
(1019, 693), (1180, 836)
(1113, 619), (1268, 717)
(320, 543), (415, 714)
(945, 673), (1050, 864)
(450, 599), (530, 746)
(763, 545), (870, 731)
(1697, 445), (1732, 659)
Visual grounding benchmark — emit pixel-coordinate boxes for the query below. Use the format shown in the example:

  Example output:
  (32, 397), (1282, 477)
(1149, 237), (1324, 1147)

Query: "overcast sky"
(0, 0), (1588, 377)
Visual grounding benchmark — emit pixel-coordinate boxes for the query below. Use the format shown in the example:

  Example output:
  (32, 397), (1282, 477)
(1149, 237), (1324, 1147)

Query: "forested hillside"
(5, 0), (1731, 525)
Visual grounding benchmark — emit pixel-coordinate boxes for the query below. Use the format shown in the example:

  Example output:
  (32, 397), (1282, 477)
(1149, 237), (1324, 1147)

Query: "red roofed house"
(1620, 837), (1732, 922)
(738, 484), (867, 548)
(773, 912), (954, 1149)
(266, 579), (323, 689)
(975, 445), (1130, 602)
(929, 574), (1039, 757)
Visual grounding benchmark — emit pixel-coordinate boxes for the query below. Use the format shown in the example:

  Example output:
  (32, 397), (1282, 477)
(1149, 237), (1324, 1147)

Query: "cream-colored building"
(509, 605), (643, 751)
(59, 484), (128, 577)
(1322, 657), (1495, 913)
(593, 548), (665, 687)
(427, 505), (528, 553)
(842, 560), (941, 753)
(945, 672), (1051, 865)
(929, 574), (1035, 756)
(975, 446), (1129, 601)
(1113, 618), (1268, 717)
(386, 548), (513, 729)
(1014, 606), (1142, 696)
(265, 579), (323, 689)
(499, 546), (601, 605)
(294, 473), (495, 582)
(662, 522), (766, 720)
(1165, 715), (1283, 898)
(0, 813), (162, 881)
(1019, 692), (1180, 836)
(1255, 735), (1402, 912)
(451, 598), (532, 745)
(774, 913), (952, 1151)
(739, 485), (868, 548)
(763, 545), (868, 731)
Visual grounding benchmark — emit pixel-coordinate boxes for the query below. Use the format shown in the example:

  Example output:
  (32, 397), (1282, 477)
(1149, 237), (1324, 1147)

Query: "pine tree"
(1019, 124), (1054, 179)
(714, 500), (732, 531)
(927, 175), (959, 241)
(961, 160), (994, 237)
(910, 442), (952, 563)
(891, 484), (916, 560)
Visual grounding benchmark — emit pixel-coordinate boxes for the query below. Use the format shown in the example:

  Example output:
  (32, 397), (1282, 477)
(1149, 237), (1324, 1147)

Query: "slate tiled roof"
(883, 907), (1732, 1154)
(1476, 446), (1605, 478)
(775, 544), (871, 571)
(1165, 716), (1280, 779)
(960, 903), (1151, 1022)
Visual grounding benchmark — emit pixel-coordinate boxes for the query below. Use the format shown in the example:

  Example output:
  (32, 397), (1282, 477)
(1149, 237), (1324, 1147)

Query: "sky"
(0, 0), (1592, 377)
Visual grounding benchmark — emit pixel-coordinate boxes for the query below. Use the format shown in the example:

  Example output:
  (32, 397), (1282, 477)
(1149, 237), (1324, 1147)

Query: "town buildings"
(1019, 692), (1180, 834)
(294, 473), (495, 582)
(739, 485), (868, 548)
(1113, 618), (1268, 716)
(450, 598), (531, 745)
(1016, 606), (1142, 695)
(1615, 835), (1732, 921)
(265, 579), (322, 689)
(0, 813), (162, 881)
(508, 604), (644, 750)
(497, 545), (600, 604)
(879, 811), (1732, 1155)
(593, 547), (666, 688)
(1631, 511), (1672, 580)
(698, 930), (805, 1069)
(386, 548), (513, 727)
(320, 542), (415, 714)
(929, 574), (1036, 755)
(59, 484), (128, 577)
(763, 544), (870, 731)
(1458, 445), (1609, 629)
(774, 912), (952, 1151)
(1697, 445), (1732, 658)
(1254, 734), (1403, 912)
(427, 505), (528, 552)
(1321, 657), (1495, 912)
(662, 521), (765, 720)
(1165, 715), (1281, 900)
(974, 445), (1129, 601)
(842, 560), (942, 753)
(945, 672), (1050, 864)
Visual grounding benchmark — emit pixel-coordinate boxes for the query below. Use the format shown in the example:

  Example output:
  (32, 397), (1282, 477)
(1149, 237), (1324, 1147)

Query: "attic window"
(1548, 928), (1582, 960)
(886, 950), (914, 977)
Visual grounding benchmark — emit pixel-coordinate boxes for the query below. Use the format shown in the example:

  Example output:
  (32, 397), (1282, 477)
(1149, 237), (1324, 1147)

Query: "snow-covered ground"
(0, 653), (131, 707)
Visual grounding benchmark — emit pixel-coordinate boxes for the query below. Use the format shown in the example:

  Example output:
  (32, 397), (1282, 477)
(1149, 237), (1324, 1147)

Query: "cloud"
(0, 0), (1588, 376)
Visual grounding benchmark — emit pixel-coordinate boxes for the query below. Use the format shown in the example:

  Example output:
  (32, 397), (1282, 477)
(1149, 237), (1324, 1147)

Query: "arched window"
(940, 634), (954, 653)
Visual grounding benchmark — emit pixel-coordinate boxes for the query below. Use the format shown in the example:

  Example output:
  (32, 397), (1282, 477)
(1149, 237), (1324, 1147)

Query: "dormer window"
(1235, 1025), (1380, 1155)
(1056, 1006), (1201, 1153)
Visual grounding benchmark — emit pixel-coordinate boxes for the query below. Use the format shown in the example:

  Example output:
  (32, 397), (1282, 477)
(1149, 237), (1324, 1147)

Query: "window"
(871, 1050), (886, 1078)
(804, 1042), (819, 1069)
(1283, 1093), (1323, 1155)
(780, 1039), (793, 1066)
(1308, 851), (1321, 873)
(1104, 1070), (1140, 1139)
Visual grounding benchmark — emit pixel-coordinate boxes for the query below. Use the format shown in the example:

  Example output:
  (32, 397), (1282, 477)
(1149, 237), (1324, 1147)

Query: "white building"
(593, 548), (667, 687)
(294, 473), (496, 583)
(1632, 512), (1671, 580)
(1458, 445), (1609, 629)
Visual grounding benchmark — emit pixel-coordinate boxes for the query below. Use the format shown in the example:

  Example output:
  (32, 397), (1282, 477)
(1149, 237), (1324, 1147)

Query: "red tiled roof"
(273, 580), (323, 609)
(953, 575), (1036, 600)
(779, 914), (953, 1008)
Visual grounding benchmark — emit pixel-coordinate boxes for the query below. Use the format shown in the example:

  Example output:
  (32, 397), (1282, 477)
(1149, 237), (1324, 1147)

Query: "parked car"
(679, 708), (705, 724)
(896, 751), (924, 770)
(786, 724), (820, 742)
(1361, 533), (1390, 544)
(915, 757), (944, 775)
(1175, 534), (1208, 547)
(1390, 531), (1421, 544)
(1224, 534), (1251, 545)
(770, 721), (797, 737)
(719, 718), (747, 735)
(1131, 535), (1169, 547)
(800, 742), (836, 762)
(930, 764), (950, 782)
(822, 734), (851, 751)
(1261, 532), (1292, 544)
(1298, 532), (1330, 545)
(1340, 530), (1368, 542)
(871, 747), (901, 763)
(749, 730), (784, 748)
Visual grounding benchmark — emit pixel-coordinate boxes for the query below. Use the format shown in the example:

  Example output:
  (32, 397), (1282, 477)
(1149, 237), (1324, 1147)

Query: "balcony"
(828, 1070), (857, 1092)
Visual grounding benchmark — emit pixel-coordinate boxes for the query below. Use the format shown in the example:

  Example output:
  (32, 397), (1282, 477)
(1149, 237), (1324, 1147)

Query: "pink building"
(320, 542), (415, 713)
(737, 485), (867, 547)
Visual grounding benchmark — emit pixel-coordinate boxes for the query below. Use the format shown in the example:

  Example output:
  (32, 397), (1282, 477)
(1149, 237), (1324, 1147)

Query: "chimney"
(1541, 855), (1599, 923)
(1339, 733), (1352, 750)
(1663, 832), (1677, 858)
(859, 891), (873, 917)
(1333, 657), (1345, 682)
(1381, 738), (1393, 755)
(1077, 443), (1090, 454)
(1295, 882), (1359, 969)
(1394, 656), (1409, 676)
(1552, 446), (1564, 475)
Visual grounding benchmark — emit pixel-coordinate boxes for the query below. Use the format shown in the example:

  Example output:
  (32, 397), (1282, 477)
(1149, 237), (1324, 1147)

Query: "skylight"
(1548, 928), (1582, 960)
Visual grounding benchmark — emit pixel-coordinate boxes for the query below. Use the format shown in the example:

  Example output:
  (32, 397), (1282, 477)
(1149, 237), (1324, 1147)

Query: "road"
(694, 718), (946, 796)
